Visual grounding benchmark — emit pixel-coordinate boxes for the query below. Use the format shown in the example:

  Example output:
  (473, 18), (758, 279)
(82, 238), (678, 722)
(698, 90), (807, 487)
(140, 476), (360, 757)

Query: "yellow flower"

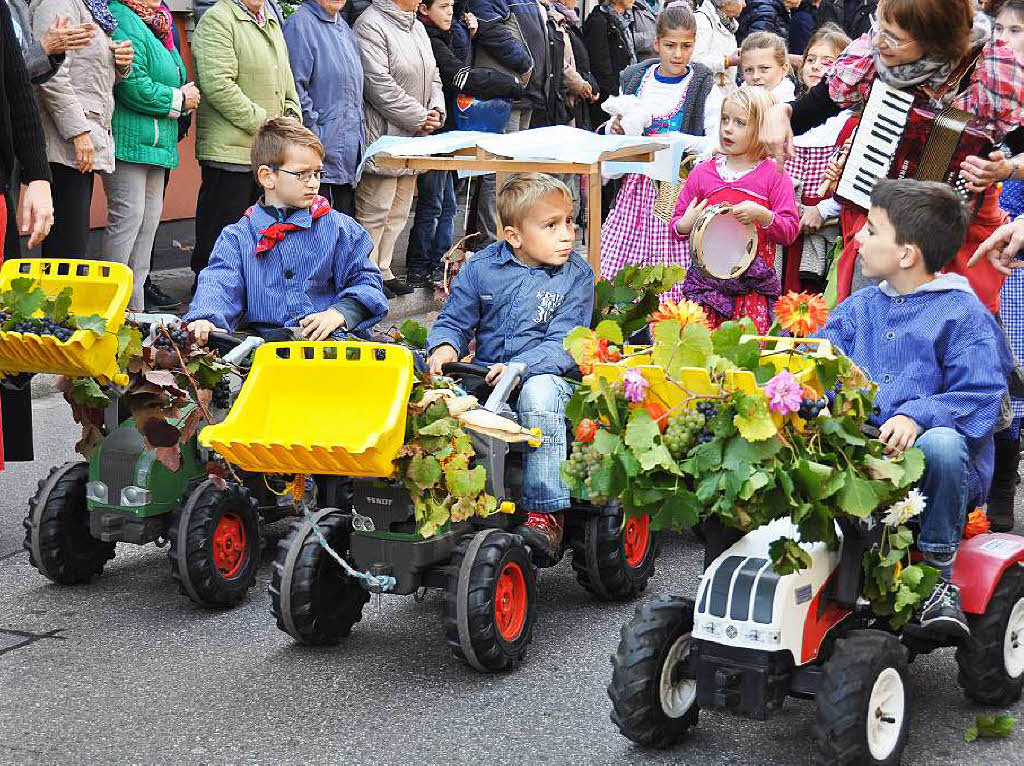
(775, 292), (829, 337)
(650, 299), (710, 330)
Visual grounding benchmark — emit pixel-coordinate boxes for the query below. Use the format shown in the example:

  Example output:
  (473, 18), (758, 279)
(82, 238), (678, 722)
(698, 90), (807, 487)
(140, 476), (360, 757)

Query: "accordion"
(834, 79), (993, 212)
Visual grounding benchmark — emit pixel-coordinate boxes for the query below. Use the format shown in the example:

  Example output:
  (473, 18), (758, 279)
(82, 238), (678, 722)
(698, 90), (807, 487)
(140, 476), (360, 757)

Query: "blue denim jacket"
(427, 241), (594, 377)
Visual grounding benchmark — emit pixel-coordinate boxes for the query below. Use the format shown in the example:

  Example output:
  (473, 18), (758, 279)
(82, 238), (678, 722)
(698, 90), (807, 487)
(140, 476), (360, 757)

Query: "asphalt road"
(1, 393), (1023, 765)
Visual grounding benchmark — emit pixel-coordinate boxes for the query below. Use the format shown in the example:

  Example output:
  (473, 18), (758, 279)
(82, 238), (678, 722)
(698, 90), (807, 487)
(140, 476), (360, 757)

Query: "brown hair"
(497, 173), (573, 229)
(656, 3), (697, 38)
(995, 0), (1024, 20)
(251, 117), (325, 180)
(740, 30), (788, 68)
(879, 0), (974, 62)
(802, 23), (851, 66)
(870, 179), (969, 273)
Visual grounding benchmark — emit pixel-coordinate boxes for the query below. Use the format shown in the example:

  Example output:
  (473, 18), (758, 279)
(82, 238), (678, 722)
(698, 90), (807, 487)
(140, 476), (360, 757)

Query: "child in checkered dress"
(599, 3), (723, 301)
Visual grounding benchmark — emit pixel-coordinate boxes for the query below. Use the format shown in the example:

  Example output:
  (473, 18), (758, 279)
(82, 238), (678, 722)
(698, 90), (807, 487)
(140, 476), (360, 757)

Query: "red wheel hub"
(623, 514), (651, 568)
(212, 513), (247, 578)
(494, 561), (528, 642)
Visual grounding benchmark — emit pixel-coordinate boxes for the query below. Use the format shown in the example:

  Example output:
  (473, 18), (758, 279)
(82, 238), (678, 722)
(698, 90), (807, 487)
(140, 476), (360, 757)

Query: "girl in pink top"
(672, 85), (799, 332)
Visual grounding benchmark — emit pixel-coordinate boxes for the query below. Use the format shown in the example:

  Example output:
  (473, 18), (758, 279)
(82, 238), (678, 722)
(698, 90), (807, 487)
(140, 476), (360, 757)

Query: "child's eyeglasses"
(869, 13), (915, 50)
(273, 166), (324, 184)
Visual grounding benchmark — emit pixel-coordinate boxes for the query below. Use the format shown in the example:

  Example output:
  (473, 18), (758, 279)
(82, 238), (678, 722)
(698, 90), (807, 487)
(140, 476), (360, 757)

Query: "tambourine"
(689, 204), (758, 280)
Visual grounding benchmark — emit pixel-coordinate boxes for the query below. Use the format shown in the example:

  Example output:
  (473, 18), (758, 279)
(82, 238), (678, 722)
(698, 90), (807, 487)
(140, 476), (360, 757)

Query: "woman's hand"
(418, 108), (443, 135)
(676, 198), (709, 236)
(72, 132), (96, 173)
(800, 205), (824, 234)
(110, 39), (134, 69)
(41, 17), (96, 56)
(968, 217), (1024, 274)
(763, 102), (795, 169)
(463, 11), (478, 36)
(20, 180), (54, 250)
(960, 150), (1016, 193)
(731, 201), (773, 227)
(181, 82), (201, 111)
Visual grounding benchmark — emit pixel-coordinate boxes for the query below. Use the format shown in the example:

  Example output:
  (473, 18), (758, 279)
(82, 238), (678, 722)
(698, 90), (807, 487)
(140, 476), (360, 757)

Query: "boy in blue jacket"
(426, 173), (593, 563)
(186, 118), (388, 343)
(815, 179), (1014, 640)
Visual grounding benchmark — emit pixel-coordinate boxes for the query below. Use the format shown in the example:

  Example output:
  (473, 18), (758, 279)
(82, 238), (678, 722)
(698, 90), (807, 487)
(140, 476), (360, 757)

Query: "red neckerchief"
(246, 195), (332, 256)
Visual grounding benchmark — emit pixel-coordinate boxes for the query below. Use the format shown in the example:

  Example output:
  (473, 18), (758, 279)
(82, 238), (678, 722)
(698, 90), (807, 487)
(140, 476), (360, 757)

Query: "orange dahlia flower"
(650, 299), (710, 330)
(965, 508), (990, 539)
(775, 292), (829, 337)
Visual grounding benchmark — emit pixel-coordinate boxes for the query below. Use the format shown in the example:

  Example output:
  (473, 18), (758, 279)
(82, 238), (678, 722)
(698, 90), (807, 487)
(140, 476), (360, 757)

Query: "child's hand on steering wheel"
(427, 344), (459, 375)
(299, 308), (345, 341)
(879, 414), (920, 455)
(188, 319), (223, 345)
(485, 362), (508, 385)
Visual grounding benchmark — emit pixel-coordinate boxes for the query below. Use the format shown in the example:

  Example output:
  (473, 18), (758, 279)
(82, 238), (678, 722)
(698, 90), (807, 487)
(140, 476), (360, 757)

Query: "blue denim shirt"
(185, 204), (388, 335)
(427, 241), (594, 377)
(283, 0), (365, 185)
(813, 273), (1014, 501)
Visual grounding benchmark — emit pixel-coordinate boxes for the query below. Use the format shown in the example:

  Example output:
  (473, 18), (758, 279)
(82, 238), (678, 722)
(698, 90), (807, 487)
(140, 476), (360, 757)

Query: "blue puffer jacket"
(737, 0), (816, 51)
(469, 0), (548, 108)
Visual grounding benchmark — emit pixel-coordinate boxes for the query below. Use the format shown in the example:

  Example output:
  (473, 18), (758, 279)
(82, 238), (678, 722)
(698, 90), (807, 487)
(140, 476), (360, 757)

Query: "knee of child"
(517, 374), (568, 415)
(916, 427), (967, 462)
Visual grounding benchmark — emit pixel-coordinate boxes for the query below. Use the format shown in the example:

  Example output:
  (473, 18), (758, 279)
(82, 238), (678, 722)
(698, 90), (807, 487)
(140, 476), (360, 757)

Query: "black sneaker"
(405, 269), (433, 287)
(382, 283), (396, 299)
(144, 279), (181, 310)
(384, 278), (415, 296)
(918, 579), (970, 640)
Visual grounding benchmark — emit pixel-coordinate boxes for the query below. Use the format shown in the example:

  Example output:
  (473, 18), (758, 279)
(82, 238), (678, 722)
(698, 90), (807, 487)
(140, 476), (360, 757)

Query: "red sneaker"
(517, 512), (564, 565)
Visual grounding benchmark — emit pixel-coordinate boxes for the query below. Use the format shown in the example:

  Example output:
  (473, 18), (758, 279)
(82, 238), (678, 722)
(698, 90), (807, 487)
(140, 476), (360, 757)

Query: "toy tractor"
(198, 340), (660, 672)
(1, 258), (285, 608)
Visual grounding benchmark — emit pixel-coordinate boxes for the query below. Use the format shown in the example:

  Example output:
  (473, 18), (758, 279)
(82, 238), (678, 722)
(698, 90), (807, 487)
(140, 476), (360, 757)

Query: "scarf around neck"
(119, 0), (174, 50)
(247, 195), (332, 255)
(83, 0), (118, 36)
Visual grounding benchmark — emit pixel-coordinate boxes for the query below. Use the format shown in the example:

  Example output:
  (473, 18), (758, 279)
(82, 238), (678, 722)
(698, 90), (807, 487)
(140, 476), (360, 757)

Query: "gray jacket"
(30, 0), (123, 173)
(354, 0), (444, 176)
(9, 0), (61, 83)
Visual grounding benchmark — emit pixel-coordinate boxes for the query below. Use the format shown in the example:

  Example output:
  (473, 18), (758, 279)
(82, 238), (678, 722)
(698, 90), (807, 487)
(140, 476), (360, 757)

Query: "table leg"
(587, 169), (602, 280)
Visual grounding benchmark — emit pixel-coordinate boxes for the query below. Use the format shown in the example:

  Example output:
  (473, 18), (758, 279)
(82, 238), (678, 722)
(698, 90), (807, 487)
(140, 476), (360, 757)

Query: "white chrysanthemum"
(881, 489), (927, 527)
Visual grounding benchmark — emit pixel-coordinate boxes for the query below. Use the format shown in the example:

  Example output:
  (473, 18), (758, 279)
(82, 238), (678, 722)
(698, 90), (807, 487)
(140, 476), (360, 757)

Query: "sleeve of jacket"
(468, 0), (533, 74)
(30, 0), (90, 140)
(23, 41), (59, 84)
(113, 23), (183, 118)
(509, 260), (594, 377)
(283, 14), (321, 133)
(356, 21), (430, 133)
(738, 1), (783, 39)
(427, 49), (446, 119)
(184, 229), (248, 332)
(430, 26), (522, 100)
(2, 0), (51, 182)
(276, 26), (302, 120)
(193, 11), (266, 133)
(895, 320), (1008, 439)
(426, 263), (481, 357)
(583, 13), (617, 101)
(329, 215), (389, 333)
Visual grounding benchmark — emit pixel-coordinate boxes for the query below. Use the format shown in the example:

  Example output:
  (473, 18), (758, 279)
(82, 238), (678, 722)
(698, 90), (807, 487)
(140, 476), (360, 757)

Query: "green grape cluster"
(566, 442), (610, 505)
(663, 410), (706, 459)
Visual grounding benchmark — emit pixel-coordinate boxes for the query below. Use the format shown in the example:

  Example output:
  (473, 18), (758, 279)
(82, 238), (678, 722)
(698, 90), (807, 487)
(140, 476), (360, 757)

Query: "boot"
(516, 512), (564, 566)
(987, 430), (1020, 533)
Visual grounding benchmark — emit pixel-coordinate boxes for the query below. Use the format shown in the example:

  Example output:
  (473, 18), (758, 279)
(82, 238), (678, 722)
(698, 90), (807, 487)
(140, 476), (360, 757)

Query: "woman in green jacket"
(105, 0), (199, 309)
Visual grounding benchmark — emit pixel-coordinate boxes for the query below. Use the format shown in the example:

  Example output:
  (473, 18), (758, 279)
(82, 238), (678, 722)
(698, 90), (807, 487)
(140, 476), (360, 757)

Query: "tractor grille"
(98, 426), (147, 501)
(699, 555), (778, 624)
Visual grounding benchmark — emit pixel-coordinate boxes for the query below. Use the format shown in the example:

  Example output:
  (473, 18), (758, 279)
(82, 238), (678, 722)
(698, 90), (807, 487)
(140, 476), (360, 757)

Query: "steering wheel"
(205, 331), (243, 354)
(441, 361), (492, 378)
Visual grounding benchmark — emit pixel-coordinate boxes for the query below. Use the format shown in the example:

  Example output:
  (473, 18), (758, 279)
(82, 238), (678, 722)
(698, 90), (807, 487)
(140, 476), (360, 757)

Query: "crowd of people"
(3, 0), (1024, 632)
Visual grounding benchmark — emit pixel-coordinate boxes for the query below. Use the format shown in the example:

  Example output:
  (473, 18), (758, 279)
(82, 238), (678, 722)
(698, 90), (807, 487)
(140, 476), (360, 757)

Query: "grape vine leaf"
(652, 320), (714, 378)
(769, 537), (812, 574)
(46, 287), (73, 323)
(398, 319), (428, 350)
(895, 448), (925, 488)
(593, 428), (621, 454)
(734, 407), (777, 441)
(624, 410), (660, 452)
(407, 454), (442, 491)
(445, 464), (486, 498)
(3, 278), (45, 318)
(594, 319), (624, 344)
(965, 714), (1016, 743)
(71, 314), (108, 334)
(837, 469), (879, 517)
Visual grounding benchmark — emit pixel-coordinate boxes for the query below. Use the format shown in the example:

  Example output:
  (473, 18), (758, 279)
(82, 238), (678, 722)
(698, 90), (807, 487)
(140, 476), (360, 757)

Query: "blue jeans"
(916, 427), (970, 562)
(517, 374), (575, 512)
(407, 170), (456, 272)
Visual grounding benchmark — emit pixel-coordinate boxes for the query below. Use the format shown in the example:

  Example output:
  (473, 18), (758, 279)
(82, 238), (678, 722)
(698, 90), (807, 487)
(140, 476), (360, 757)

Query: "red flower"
(575, 418), (598, 443)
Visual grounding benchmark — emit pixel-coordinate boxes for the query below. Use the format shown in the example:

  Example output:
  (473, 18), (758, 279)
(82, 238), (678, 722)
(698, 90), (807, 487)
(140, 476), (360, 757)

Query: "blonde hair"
(251, 117), (325, 180)
(721, 85), (778, 160)
(740, 30), (789, 69)
(497, 173), (573, 229)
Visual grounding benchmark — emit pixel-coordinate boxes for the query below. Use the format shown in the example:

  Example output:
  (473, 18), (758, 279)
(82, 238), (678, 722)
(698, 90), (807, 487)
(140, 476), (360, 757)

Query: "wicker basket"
(652, 154), (699, 223)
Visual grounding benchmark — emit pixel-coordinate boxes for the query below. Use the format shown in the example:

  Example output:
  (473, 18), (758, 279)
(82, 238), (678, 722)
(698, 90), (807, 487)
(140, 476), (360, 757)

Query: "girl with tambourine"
(672, 85), (800, 333)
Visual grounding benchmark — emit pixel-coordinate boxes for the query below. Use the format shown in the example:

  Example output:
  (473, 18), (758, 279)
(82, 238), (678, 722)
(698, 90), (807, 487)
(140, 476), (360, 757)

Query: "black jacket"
(583, 6), (634, 132)
(528, 7), (569, 127)
(0, 0), (50, 191)
(815, 0), (876, 40)
(422, 18), (526, 131)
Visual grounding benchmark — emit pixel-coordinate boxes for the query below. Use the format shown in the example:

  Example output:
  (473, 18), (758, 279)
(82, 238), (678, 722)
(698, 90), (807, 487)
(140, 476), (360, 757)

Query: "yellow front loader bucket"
(0, 259), (132, 384)
(200, 341), (414, 477)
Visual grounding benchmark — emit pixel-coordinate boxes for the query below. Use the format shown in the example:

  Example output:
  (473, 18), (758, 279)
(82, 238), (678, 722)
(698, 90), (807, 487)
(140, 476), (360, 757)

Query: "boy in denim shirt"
(427, 173), (593, 562)
(815, 179), (1013, 640)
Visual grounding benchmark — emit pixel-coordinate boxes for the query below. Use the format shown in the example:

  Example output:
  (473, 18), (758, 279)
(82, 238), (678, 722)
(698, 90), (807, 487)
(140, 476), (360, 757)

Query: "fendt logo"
(365, 496), (393, 506)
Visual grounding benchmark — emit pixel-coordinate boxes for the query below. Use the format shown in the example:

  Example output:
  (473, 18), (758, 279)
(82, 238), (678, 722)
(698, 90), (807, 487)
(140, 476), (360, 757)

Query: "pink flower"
(622, 367), (649, 403)
(764, 369), (802, 415)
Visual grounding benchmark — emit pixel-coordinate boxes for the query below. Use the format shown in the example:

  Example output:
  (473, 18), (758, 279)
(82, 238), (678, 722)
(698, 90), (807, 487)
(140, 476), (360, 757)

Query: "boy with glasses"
(186, 117), (388, 343)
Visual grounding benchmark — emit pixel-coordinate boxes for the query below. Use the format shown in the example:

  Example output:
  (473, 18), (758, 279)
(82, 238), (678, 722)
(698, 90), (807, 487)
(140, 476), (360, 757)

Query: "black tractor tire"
(23, 462), (115, 584)
(608, 595), (699, 748)
(443, 529), (536, 672)
(569, 505), (658, 601)
(956, 565), (1024, 705)
(269, 508), (370, 645)
(167, 480), (262, 608)
(815, 629), (911, 765)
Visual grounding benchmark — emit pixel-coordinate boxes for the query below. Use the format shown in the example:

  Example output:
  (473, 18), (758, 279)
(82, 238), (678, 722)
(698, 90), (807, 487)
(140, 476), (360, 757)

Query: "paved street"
(1, 392), (1023, 765)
